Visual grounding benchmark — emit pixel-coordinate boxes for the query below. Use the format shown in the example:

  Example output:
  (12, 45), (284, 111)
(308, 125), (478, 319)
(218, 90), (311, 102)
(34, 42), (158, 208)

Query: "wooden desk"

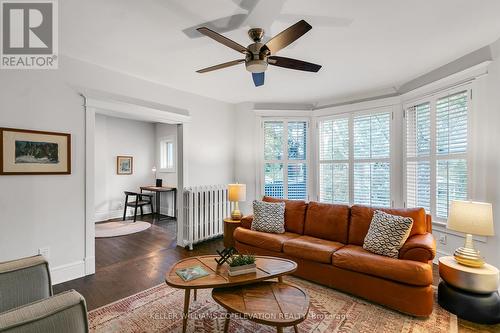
(140, 186), (177, 220)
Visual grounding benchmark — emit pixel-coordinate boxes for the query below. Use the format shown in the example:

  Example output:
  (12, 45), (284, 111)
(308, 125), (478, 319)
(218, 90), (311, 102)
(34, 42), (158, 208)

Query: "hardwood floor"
(54, 215), (224, 310)
(54, 220), (496, 331)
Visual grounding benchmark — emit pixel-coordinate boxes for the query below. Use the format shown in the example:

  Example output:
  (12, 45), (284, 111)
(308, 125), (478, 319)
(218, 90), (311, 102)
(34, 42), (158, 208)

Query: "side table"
(438, 256), (500, 324)
(223, 218), (241, 248)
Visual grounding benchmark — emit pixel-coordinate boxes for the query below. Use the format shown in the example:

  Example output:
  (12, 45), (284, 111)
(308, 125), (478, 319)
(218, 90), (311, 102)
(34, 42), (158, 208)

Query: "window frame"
(316, 107), (395, 207)
(403, 84), (473, 225)
(159, 136), (176, 173)
(258, 117), (311, 200)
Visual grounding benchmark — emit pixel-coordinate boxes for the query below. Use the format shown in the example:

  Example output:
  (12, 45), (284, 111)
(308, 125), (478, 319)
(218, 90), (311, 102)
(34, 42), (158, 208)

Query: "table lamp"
(447, 200), (494, 268)
(228, 183), (246, 220)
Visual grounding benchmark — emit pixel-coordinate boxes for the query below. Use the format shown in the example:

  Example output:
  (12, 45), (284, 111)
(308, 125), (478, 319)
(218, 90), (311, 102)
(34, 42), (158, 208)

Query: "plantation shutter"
(404, 89), (469, 220)
(353, 112), (391, 207)
(405, 102), (431, 212)
(263, 120), (308, 200)
(318, 117), (349, 204)
(264, 121), (285, 198)
(435, 91), (468, 218)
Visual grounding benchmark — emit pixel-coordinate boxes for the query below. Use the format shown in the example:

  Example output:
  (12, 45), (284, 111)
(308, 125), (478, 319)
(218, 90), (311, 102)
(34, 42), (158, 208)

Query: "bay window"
(258, 84), (471, 221)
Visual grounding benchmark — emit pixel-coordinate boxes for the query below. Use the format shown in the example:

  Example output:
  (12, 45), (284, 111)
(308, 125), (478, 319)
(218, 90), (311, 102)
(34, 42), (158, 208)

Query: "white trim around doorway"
(83, 93), (191, 277)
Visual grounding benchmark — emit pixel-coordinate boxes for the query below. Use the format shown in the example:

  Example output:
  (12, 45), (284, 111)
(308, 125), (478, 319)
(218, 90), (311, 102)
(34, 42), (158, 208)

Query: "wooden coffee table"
(212, 281), (310, 333)
(165, 255), (297, 333)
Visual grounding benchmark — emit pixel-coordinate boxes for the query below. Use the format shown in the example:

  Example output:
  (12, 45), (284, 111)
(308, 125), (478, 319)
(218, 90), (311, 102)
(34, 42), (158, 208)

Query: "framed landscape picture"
(117, 156), (133, 175)
(0, 128), (71, 175)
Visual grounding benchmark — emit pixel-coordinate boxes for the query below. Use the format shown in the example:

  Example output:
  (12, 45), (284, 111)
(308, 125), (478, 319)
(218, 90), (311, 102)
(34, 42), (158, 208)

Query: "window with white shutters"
(405, 102), (431, 212)
(405, 89), (469, 220)
(318, 111), (392, 207)
(319, 117), (349, 204)
(262, 120), (308, 200)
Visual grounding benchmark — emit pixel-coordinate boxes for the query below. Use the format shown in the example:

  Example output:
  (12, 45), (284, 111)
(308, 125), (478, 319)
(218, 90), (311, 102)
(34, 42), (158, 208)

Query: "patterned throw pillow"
(363, 210), (414, 258)
(251, 200), (286, 234)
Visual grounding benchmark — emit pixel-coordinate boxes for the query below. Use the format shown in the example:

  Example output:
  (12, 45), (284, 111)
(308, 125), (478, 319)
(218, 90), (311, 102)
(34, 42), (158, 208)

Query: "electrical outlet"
(38, 247), (50, 259)
(439, 234), (447, 245)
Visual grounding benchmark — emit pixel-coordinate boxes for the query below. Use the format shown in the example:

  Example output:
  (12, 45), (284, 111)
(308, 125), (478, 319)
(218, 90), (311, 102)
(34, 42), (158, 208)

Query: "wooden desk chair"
(123, 191), (154, 222)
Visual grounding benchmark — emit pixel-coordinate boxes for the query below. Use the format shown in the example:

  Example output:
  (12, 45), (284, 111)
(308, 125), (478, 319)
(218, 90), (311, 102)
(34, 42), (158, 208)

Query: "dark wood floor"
(54, 218), (496, 332)
(54, 214), (224, 310)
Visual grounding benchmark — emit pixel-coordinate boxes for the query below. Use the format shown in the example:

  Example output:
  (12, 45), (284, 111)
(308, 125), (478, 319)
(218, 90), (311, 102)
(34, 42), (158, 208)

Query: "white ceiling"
(61, 0), (500, 105)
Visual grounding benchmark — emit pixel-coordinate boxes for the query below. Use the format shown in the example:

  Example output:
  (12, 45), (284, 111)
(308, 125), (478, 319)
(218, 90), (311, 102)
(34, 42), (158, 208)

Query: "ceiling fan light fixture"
(245, 59), (268, 73)
(195, 20), (321, 86)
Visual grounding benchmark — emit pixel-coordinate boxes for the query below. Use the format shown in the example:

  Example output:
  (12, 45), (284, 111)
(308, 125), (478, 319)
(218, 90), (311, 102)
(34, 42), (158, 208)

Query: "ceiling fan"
(196, 20), (322, 87)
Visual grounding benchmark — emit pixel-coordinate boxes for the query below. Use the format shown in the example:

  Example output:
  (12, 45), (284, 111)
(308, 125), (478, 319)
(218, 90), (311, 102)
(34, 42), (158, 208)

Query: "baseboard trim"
(159, 207), (175, 217)
(84, 256), (95, 275)
(51, 260), (86, 285)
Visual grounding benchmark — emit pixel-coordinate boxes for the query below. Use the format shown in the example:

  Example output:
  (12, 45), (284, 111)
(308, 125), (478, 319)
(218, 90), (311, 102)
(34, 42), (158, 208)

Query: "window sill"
(432, 222), (488, 243)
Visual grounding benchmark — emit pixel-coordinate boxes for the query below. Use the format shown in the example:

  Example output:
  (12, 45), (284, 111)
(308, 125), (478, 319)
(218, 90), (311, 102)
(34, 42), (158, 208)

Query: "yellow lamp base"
(231, 209), (242, 220)
(453, 234), (484, 268)
(231, 201), (242, 221)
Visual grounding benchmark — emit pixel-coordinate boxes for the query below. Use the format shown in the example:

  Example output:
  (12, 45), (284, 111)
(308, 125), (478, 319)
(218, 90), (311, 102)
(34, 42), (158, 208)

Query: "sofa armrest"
(0, 255), (52, 313)
(0, 290), (88, 333)
(399, 233), (436, 263)
(240, 215), (253, 229)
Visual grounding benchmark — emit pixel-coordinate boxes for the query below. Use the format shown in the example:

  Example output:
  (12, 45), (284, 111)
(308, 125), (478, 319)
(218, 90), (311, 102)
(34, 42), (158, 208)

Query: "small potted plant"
(227, 254), (256, 276)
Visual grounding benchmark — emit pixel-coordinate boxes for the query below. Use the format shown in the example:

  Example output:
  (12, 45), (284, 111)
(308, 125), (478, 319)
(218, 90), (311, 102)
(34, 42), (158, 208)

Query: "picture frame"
(0, 127), (71, 175)
(117, 156), (133, 175)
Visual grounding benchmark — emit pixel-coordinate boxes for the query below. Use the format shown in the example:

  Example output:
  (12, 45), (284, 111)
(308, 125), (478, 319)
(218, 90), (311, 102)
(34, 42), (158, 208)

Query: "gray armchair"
(0, 255), (88, 333)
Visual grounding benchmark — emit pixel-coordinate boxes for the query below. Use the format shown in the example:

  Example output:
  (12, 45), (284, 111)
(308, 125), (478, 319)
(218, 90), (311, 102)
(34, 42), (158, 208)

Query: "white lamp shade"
(228, 184), (246, 202)
(447, 200), (494, 236)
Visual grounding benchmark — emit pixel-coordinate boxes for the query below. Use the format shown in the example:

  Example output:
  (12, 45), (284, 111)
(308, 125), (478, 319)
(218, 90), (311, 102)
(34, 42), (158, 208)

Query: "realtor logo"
(1, 0), (58, 69)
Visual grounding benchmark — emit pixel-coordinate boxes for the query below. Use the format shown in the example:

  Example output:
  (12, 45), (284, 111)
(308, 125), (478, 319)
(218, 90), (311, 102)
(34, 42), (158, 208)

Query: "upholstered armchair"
(0, 255), (88, 333)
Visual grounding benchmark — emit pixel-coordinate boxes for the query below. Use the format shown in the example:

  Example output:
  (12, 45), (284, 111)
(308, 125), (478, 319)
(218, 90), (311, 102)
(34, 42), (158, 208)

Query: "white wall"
(0, 69), (86, 283)
(234, 102), (258, 215)
(94, 115), (156, 221)
(0, 55), (236, 283)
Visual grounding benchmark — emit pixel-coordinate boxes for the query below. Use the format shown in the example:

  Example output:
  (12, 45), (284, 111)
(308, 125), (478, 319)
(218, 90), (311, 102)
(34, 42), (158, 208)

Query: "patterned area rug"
(88, 276), (457, 333)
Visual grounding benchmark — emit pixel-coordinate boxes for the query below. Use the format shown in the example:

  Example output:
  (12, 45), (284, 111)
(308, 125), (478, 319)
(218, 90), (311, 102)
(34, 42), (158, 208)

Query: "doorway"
(83, 94), (189, 276)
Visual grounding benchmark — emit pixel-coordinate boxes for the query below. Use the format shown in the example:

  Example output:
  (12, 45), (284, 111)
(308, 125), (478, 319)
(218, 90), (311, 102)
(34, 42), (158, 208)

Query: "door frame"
(83, 93), (190, 276)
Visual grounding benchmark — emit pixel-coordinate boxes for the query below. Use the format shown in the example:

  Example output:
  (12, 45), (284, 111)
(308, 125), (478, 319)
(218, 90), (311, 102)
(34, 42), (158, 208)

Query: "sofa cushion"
(332, 245), (433, 286)
(283, 235), (344, 264)
(348, 205), (427, 246)
(233, 227), (300, 252)
(263, 196), (307, 234)
(363, 210), (413, 258)
(303, 202), (350, 243)
(251, 200), (286, 234)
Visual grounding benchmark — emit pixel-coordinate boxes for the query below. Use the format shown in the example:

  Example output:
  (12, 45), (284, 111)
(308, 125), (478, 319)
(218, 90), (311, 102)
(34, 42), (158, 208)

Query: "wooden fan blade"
(196, 59), (245, 73)
(197, 27), (248, 54)
(268, 56), (321, 72)
(262, 20), (312, 54)
(252, 72), (265, 86)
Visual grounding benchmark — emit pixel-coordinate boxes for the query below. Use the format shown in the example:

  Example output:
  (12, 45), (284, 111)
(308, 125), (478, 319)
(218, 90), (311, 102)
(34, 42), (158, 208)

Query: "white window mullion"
(348, 114), (354, 204)
(283, 120), (288, 198)
(430, 97), (437, 218)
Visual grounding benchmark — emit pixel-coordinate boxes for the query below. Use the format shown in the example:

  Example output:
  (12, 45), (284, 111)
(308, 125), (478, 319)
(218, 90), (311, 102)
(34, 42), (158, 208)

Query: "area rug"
(88, 276), (457, 333)
(95, 221), (151, 238)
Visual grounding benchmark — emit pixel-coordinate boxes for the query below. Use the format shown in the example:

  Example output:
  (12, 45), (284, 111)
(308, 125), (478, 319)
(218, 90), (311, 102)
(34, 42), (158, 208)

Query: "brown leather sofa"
(234, 196), (436, 316)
